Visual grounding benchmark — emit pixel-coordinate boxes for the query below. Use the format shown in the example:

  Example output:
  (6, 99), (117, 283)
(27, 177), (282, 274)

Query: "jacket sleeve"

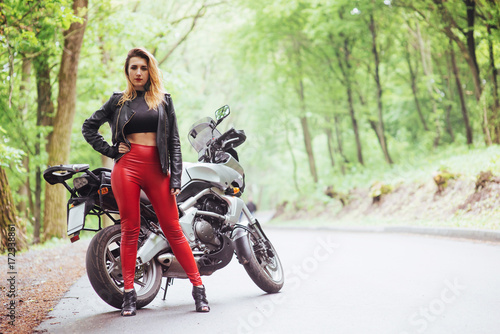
(167, 95), (183, 189)
(82, 93), (120, 159)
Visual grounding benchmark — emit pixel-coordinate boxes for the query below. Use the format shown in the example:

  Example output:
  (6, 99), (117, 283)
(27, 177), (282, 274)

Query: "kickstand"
(162, 277), (174, 300)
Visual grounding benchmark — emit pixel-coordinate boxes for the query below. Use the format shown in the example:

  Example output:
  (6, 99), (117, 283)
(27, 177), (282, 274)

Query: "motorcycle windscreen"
(67, 202), (86, 235)
(188, 117), (221, 153)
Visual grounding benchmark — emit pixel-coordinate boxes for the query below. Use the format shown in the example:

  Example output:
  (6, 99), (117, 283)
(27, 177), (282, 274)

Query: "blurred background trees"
(1, 0), (499, 248)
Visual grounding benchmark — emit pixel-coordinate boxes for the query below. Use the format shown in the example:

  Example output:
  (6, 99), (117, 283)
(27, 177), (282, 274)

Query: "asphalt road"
(36, 228), (500, 334)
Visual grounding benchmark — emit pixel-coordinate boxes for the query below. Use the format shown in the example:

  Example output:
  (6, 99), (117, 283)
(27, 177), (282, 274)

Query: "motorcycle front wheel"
(86, 224), (162, 310)
(239, 224), (284, 293)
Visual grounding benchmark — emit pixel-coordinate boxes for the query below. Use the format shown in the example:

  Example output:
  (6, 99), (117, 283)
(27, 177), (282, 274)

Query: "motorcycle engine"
(202, 197), (227, 216)
(194, 218), (221, 252)
(193, 196), (228, 252)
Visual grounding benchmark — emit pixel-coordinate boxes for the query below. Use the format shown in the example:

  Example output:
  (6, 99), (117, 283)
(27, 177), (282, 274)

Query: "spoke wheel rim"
(104, 231), (160, 296)
(249, 232), (283, 283)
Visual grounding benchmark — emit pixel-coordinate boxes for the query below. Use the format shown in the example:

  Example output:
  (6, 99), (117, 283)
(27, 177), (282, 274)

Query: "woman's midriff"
(126, 132), (157, 146)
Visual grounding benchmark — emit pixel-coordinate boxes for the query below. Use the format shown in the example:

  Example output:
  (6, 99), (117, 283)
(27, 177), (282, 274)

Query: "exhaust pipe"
(157, 253), (203, 279)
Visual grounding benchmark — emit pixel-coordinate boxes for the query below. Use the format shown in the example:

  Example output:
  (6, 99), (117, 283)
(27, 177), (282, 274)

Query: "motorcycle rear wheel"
(240, 225), (284, 293)
(86, 224), (162, 310)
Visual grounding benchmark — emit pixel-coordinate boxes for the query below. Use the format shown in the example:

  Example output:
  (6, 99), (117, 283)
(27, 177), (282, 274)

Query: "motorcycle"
(43, 105), (284, 309)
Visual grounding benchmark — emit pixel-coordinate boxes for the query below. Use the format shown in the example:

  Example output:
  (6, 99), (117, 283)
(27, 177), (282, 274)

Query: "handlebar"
(199, 128), (246, 163)
(213, 128), (246, 150)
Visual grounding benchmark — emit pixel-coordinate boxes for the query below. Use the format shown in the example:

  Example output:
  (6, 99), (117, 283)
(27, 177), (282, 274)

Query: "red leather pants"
(111, 143), (202, 290)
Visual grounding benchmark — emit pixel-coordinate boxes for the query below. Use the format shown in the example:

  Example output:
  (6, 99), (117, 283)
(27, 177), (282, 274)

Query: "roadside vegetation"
(271, 144), (500, 230)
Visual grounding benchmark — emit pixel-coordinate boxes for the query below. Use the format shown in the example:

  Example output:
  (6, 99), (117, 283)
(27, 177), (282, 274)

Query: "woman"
(82, 47), (209, 316)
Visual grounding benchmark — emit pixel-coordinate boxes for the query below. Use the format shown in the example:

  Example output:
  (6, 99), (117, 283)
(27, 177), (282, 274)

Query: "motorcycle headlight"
(73, 176), (89, 189)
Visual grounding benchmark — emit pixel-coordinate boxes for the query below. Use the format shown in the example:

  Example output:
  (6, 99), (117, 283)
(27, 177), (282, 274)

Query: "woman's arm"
(82, 93), (121, 159)
(166, 95), (183, 189)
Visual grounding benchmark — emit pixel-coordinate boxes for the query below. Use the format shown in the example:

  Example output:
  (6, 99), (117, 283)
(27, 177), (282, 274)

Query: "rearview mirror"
(215, 105), (230, 124)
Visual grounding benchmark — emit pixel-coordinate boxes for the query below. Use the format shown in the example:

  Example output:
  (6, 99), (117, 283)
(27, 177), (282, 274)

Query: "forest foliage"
(1, 0), (499, 248)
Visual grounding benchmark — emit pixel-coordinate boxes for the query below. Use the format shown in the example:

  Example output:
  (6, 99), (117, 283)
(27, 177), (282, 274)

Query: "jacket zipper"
(164, 100), (168, 173)
(114, 104), (135, 161)
(122, 110), (136, 147)
(114, 104), (124, 142)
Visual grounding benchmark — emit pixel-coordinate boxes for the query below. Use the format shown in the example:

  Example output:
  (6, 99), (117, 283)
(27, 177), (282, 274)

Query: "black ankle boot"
(192, 285), (210, 312)
(121, 289), (137, 316)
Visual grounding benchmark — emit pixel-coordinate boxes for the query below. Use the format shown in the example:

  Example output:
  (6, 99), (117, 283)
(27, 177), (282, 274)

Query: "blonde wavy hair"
(118, 47), (166, 110)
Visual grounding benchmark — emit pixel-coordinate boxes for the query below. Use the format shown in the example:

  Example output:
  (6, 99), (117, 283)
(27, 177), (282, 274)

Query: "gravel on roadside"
(0, 239), (89, 334)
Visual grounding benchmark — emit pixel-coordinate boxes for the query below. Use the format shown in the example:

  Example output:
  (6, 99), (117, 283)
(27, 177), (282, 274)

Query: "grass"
(271, 144), (500, 231)
(329, 144), (500, 193)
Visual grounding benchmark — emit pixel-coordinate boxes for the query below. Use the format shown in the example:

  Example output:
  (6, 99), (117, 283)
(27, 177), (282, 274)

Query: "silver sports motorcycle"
(43, 105), (284, 309)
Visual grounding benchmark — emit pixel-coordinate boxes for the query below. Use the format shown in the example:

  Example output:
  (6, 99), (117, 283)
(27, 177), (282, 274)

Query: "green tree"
(235, 0), (320, 183)
(44, 0), (89, 239)
(0, 131), (27, 252)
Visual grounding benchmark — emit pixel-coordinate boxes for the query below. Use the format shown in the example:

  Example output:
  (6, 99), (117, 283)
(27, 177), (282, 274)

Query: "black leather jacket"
(81, 92), (183, 189)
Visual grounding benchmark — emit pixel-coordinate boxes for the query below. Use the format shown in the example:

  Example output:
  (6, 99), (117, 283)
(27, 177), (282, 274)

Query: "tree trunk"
(464, 0), (481, 99)
(483, 99), (493, 146)
(294, 41), (318, 183)
(283, 118), (300, 193)
(369, 120), (387, 154)
(98, 39), (117, 227)
(35, 56), (55, 129)
(34, 54), (56, 244)
(43, 0), (88, 240)
(433, 0), (482, 101)
(334, 116), (346, 161)
(432, 50), (455, 142)
(487, 25), (500, 143)
(449, 40), (473, 144)
(443, 27), (482, 101)
(334, 115), (347, 175)
(369, 14), (393, 164)
(326, 126), (335, 168)
(404, 40), (428, 131)
(18, 58), (32, 218)
(299, 113), (318, 183)
(334, 37), (364, 165)
(444, 54), (455, 142)
(347, 82), (364, 166)
(0, 167), (27, 252)
(416, 21), (441, 147)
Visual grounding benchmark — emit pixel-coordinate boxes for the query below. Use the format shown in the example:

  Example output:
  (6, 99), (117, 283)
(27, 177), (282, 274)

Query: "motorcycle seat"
(140, 190), (151, 205)
(100, 170), (151, 206)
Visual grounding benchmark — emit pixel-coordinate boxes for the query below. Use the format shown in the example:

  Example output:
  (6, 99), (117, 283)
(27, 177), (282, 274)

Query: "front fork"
(232, 204), (272, 265)
(237, 203), (269, 243)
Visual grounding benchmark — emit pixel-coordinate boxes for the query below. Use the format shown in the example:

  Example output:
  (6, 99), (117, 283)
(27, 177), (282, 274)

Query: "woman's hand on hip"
(118, 142), (130, 154)
(171, 188), (180, 196)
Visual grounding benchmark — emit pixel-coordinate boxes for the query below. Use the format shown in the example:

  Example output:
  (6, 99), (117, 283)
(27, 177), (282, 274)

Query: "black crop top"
(124, 90), (158, 135)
